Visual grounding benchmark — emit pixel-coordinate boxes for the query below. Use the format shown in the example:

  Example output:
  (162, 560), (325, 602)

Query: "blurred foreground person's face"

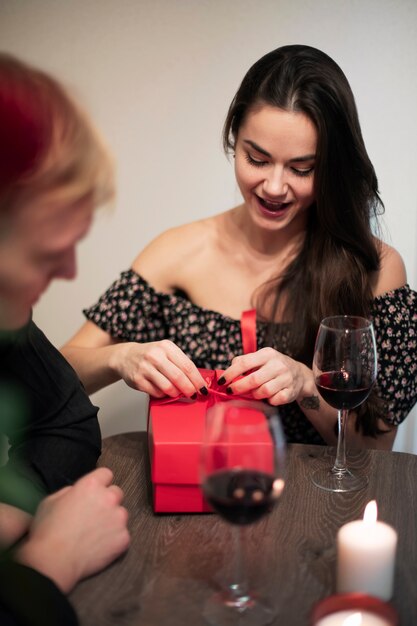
(0, 195), (93, 329)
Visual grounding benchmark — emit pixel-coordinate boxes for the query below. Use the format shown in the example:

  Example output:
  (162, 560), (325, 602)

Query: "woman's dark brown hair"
(223, 44), (386, 436)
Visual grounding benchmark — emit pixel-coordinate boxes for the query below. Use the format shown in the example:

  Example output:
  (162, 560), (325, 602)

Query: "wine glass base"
(203, 589), (276, 626)
(311, 467), (368, 493)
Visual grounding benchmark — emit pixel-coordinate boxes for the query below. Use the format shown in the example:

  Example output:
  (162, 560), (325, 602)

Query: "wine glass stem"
(332, 409), (349, 475)
(229, 526), (250, 605)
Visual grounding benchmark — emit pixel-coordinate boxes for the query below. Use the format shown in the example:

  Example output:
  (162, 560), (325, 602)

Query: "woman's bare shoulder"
(131, 213), (224, 290)
(373, 241), (407, 297)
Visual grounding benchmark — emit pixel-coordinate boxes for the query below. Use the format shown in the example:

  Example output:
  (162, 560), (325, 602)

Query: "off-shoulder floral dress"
(84, 270), (417, 445)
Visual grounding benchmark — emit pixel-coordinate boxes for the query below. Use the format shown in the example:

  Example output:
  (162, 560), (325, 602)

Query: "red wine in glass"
(203, 468), (278, 526)
(315, 371), (374, 410)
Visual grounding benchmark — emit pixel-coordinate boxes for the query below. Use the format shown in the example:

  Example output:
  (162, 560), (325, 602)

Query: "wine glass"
(200, 399), (286, 626)
(312, 315), (377, 493)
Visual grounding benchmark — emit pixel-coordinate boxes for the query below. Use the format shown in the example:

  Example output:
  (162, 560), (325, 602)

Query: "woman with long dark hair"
(62, 45), (417, 449)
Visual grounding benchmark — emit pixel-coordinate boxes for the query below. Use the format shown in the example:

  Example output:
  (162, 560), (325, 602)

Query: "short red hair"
(0, 56), (50, 188)
(0, 53), (114, 211)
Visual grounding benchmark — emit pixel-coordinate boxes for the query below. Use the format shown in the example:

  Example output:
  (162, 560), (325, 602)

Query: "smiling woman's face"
(234, 104), (317, 234)
(0, 195), (93, 329)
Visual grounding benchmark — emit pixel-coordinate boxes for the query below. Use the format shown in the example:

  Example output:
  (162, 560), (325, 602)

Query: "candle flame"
(363, 500), (378, 524)
(343, 613), (362, 626)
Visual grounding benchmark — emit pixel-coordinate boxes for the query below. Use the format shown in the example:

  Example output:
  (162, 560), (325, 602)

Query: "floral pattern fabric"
(84, 270), (417, 444)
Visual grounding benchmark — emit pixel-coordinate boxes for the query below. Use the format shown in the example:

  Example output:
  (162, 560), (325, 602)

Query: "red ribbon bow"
(151, 369), (253, 408)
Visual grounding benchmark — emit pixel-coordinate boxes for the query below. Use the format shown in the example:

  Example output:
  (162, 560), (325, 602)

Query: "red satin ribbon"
(152, 369), (252, 407)
(241, 309), (257, 355)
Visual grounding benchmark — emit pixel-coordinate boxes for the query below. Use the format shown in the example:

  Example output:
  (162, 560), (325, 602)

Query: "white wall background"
(1, 0), (416, 451)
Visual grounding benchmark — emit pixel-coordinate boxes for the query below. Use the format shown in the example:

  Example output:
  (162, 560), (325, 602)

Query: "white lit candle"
(337, 501), (398, 600)
(316, 610), (391, 626)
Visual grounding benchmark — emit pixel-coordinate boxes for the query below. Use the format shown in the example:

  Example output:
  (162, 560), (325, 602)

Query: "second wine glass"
(312, 315), (377, 493)
(201, 399), (286, 626)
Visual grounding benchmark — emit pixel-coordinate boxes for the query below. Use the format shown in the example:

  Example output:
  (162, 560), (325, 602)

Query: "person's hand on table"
(15, 467), (130, 593)
(220, 347), (310, 405)
(112, 340), (208, 398)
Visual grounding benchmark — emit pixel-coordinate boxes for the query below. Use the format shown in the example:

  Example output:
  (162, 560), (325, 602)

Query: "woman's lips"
(256, 195), (291, 216)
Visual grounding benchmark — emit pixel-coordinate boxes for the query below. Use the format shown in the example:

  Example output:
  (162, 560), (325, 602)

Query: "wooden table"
(70, 432), (417, 626)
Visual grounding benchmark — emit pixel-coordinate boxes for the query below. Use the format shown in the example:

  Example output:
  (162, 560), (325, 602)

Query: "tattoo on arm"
(299, 395), (320, 411)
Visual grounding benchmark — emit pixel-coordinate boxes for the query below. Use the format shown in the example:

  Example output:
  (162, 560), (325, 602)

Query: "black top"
(84, 270), (417, 444)
(0, 318), (101, 625)
(0, 559), (78, 626)
(0, 318), (101, 513)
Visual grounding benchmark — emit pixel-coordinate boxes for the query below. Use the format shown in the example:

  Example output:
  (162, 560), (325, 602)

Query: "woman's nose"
(263, 166), (288, 197)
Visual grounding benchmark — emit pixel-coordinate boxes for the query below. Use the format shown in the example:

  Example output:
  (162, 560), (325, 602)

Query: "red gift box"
(147, 311), (273, 513)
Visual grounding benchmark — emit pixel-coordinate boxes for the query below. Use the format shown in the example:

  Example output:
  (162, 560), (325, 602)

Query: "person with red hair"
(0, 53), (129, 625)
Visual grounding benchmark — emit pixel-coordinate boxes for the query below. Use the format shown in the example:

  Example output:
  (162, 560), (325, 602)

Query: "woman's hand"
(111, 340), (207, 398)
(220, 347), (309, 405)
